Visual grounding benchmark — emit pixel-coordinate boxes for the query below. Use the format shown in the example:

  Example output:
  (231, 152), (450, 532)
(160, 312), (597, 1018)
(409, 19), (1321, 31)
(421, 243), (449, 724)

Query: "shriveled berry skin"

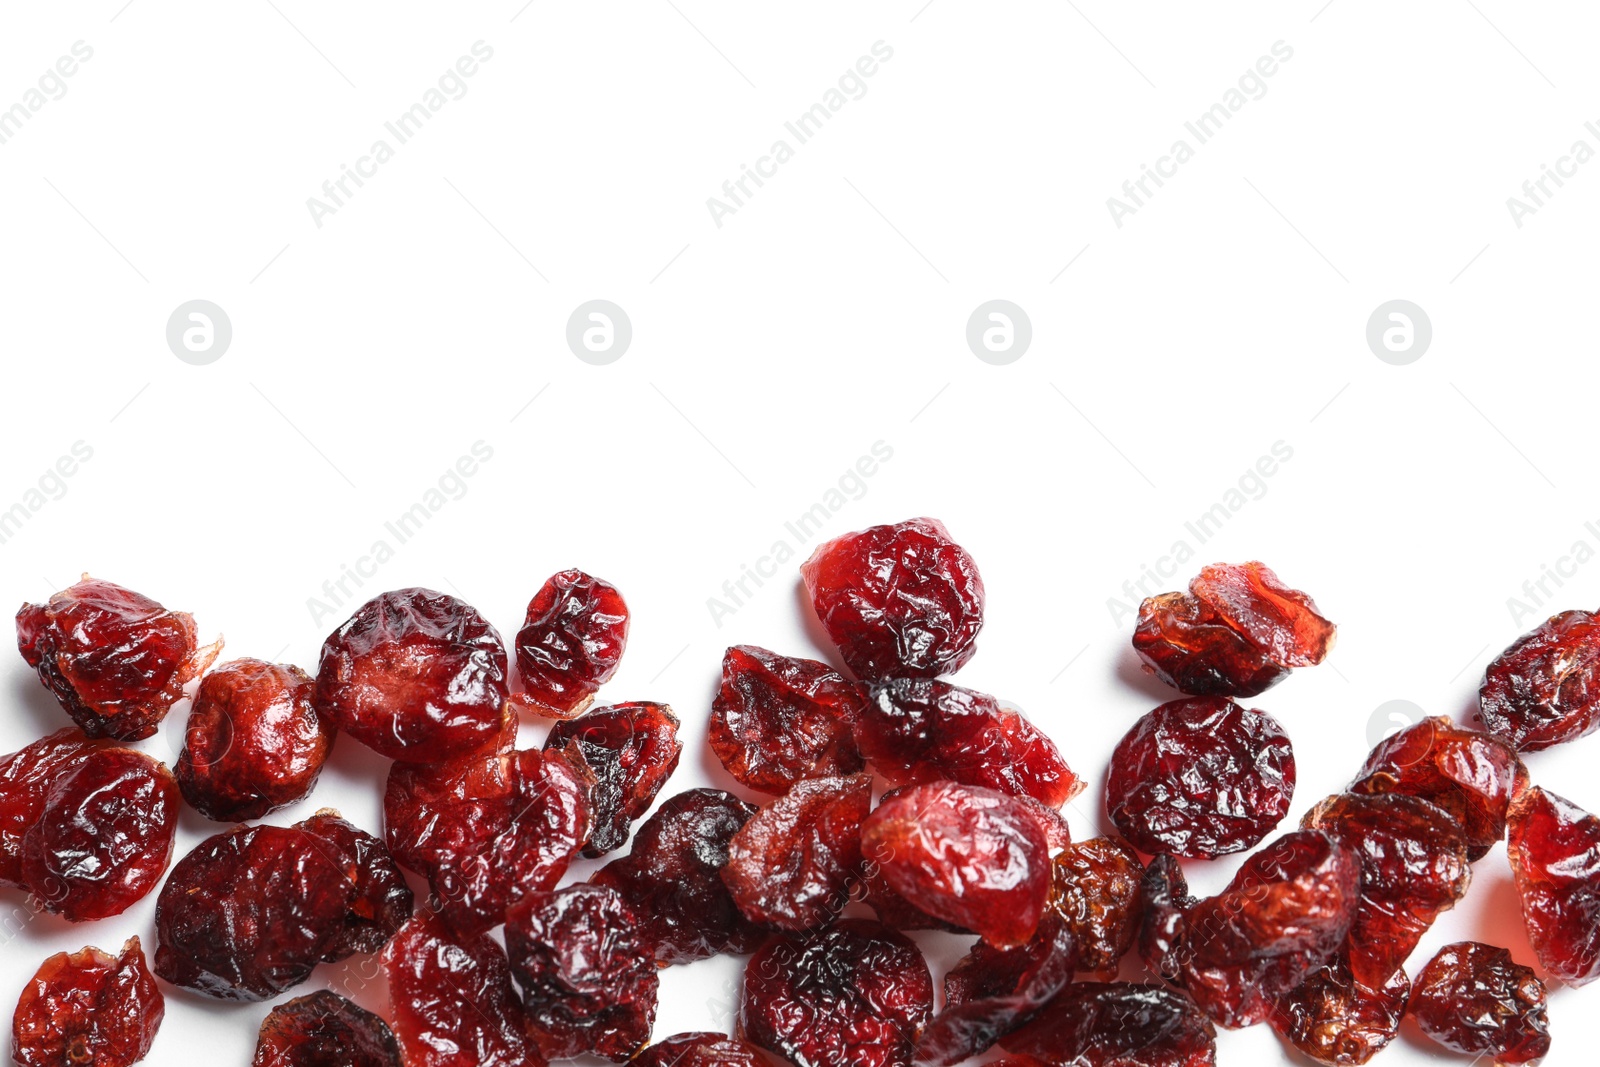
(1000, 982), (1217, 1067)
(858, 679), (1082, 807)
(382, 912), (540, 1067)
(722, 772), (871, 931)
(545, 700), (681, 857)
(0, 729), (107, 888)
(296, 810), (414, 958)
(861, 781), (1051, 948)
(21, 747), (179, 921)
(1106, 697), (1296, 859)
(800, 517), (985, 682)
(16, 577), (220, 741)
(506, 884), (659, 1062)
(1507, 785), (1600, 986)
(592, 788), (764, 964)
(513, 569), (629, 719)
(1410, 942), (1550, 1065)
(253, 991), (402, 1067)
(1133, 562), (1334, 698)
(630, 1033), (769, 1067)
(1269, 954), (1408, 1066)
(739, 919), (933, 1067)
(315, 588), (510, 763)
(1137, 855), (1196, 984)
(1349, 716), (1528, 860)
(1479, 608), (1600, 751)
(11, 937), (163, 1067)
(177, 658), (334, 822)
(384, 706), (516, 880)
(709, 645), (867, 794)
(1047, 837), (1144, 978)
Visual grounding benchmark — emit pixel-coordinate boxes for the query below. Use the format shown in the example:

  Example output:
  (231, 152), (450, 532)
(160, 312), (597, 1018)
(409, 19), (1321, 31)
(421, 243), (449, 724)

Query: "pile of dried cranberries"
(4, 524), (1593, 1066)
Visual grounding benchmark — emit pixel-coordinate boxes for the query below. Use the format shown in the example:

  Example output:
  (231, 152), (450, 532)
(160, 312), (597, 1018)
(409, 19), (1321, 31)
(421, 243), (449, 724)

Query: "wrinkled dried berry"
(297, 810), (414, 958)
(800, 516), (985, 681)
(709, 645), (866, 794)
(1106, 696), (1296, 858)
(21, 747), (179, 921)
(630, 1033), (769, 1067)
(1507, 785), (1600, 986)
(315, 588), (510, 763)
(545, 700), (681, 856)
(861, 780), (1051, 947)
(740, 919), (933, 1067)
(1047, 836), (1144, 978)
(722, 772), (871, 931)
(177, 657), (334, 822)
(383, 706), (516, 877)
(512, 569), (629, 719)
(1000, 982), (1217, 1067)
(16, 576), (220, 740)
(253, 991), (402, 1067)
(506, 883), (659, 1061)
(1269, 954), (1408, 1066)
(1410, 941), (1550, 1065)
(1479, 608), (1600, 751)
(11, 937), (163, 1067)
(1137, 854), (1196, 985)
(0, 729), (107, 888)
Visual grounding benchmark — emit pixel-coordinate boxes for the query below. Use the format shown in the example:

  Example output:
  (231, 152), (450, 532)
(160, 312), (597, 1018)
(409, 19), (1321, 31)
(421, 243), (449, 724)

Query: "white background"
(1, 1), (1597, 1063)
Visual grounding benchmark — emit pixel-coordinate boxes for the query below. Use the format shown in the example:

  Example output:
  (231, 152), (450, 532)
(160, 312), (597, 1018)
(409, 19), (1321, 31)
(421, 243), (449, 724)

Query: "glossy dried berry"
(1000, 982), (1217, 1067)
(545, 700), (681, 856)
(1134, 562), (1334, 698)
(800, 516), (985, 681)
(722, 772), (871, 930)
(1046, 837), (1144, 978)
(253, 991), (402, 1067)
(16, 576), (220, 740)
(315, 587), (510, 763)
(1137, 854), (1196, 985)
(861, 780), (1051, 947)
(1269, 954), (1408, 1066)
(11, 937), (163, 1067)
(506, 883), (659, 1061)
(740, 919), (933, 1067)
(1410, 941), (1550, 1065)
(177, 657), (334, 821)
(297, 810), (415, 958)
(709, 644), (866, 793)
(1479, 608), (1600, 751)
(1507, 785), (1600, 986)
(1106, 696), (1295, 858)
(512, 568), (628, 719)
(862, 857), (969, 933)
(21, 747), (179, 920)
(630, 1033), (769, 1067)
(383, 706), (516, 876)
(0, 729), (106, 888)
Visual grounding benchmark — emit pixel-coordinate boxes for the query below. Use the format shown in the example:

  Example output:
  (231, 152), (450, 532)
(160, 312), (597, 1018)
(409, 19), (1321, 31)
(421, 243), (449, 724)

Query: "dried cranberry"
(11, 937), (163, 1067)
(709, 644), (866, 794)
(512, 569), (629, 719)
(863, 857), (969, 933)
(1047, 836), (1144, 978)
(1410, 941), (1550, 1065)
(506, 883), (659, 1061)
(861, 780), (1051, 947)
(722, 772), (871, 930)
(383, 705), (516, 875)
(253, 991), (402, 1067)
(16, 576), (220, 740)
(1106, 696), (1296, 858)
(1137, 854), (1196, 984)
(630, 1033), (769, 1067)
(1000, 982), (1217, 1067)
(545, 700), (681, 856)
(315, 588), (510, 763)
(296, 810), (414, 957)
(1269, 954), (1408, 1066)
(21, 747), (179, 920)
(1507, 784), (1600, 986)
(800, 516), (985, 681)
(740, 919), (933, 1067)
(1479, 608), (1600, 751)
(0, 729), (107, 888)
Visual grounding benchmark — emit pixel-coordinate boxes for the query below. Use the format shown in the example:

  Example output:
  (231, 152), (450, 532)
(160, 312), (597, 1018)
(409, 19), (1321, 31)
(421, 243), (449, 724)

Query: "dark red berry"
(1270, 954), (1408, 1066)
(1507, 784), (1600, 986)
(1479, 608), (1600, 751)
(1046, 836), (1144, 978)
(1137, 854), (1196, 985)
(1000, 982), (1217, 1067)
(1410, 941), (1550, 1065)
(0, 729), (108, 889)
(512, 569), (629, 719)
(296, 810), (415, 959)
(709, 644), (866, 794)
(545, 700), (681, 857)
(630, 1033), (769, 1067)
(11, 937), (163, 1067)
(252, 991), (402, 1067)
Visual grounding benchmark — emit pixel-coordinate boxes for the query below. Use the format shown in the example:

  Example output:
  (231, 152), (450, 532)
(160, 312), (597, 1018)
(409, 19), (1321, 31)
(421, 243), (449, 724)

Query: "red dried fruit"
(253, 991), (402, 1067)
(545, 700), (681, 856)
(297, 810), (415, 958)
(383, 706), (517, 878)
(177, 657), (334, 821)
(16, 576), (220, 740)
(857, 679), (1082, 807)
(1507, 785), (1600, 986)
(1133, 562), (1334, 698)
(0, 728), (107, 888)
(1349, 715), (1528, 860)
(1410, 941), (1550, 1065)
(591, 788), (764, 964)
(1000, 982), (1217, 1067)
(1269, 954), (1408, 1066)
(20, 747), (179, 920)
(1479, 608), (1600, 751)
(512, 569), (629, 719)
(1106, 696), (1296, 858)
(315, 588), (510, 763)
(1137, 854), (1196, 984)
(506, 883), (659, 1062)
(11, 937), (163, 1067)
(861, 780), (1051, 947)
(709, 644), (866, 794)
(739, 919), (933, 1067)
(1047, 836), (1144, 978)
(863, 858), (969, 933)
(800, 516), (985, 682)
(630, 1033), (769, 1067)
(722, 772), (871, 930)
(383, 911), (540, 1067)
